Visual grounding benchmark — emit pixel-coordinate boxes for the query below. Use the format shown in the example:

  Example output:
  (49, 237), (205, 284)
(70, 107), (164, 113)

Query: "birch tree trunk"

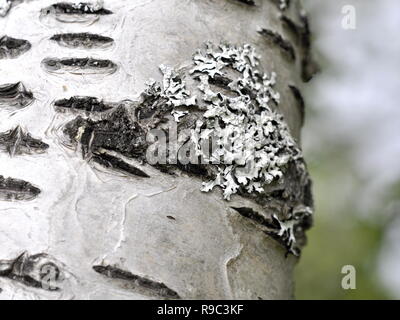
(0, 0), (316, 300)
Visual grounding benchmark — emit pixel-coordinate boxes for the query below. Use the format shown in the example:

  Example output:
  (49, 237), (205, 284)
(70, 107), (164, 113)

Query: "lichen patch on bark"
(60, 42), (313, 255)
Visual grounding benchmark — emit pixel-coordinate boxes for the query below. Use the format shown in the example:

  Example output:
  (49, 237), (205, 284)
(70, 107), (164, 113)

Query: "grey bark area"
(0, 0), (316, 299)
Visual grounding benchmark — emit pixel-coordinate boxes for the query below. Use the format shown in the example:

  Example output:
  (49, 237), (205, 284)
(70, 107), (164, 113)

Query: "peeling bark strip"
(40, 2), (112, 24)
(50, 33), (114, 49)
(41, 57), (118, 75)
(0, 126), (49, 156)
(257, 28), (296, 61)
(0, 252), (62, 291)
(54, 96), (114, 113)
(0, 82), (33, 109)
(0, 35), (31, 59)
(91, 151), (150, 178)
(93, 265), (180, 299)
(288, 85), (305, 125)
(0, 175), (40, 201)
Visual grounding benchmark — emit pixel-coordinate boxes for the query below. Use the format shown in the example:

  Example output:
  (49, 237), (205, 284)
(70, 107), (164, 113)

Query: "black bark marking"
(0, 175), (41, 201)
(297, 11), (320, 82)
(54, 96), (114, 113)
(0, 36), (31, 59)
(0, 126), (49, 156)
(93, 265), (180, 299)
(303, 178), (313, 209)
(301, 56), (319, 83)
(208, 74), (233, 90)
(50, 33), (114, 49)
(231, 207), (278, 229)
(288, 85), (305, 126)
(41, 57), (118, 75)
(280, 14), (320, 82)
(64, 105), (148, 159)
(135, 83), (172, 127)
(91, 151), (150, 178)
(63, 84), (175, 163)
(42, 2), (112, 16)
(231, 206), (301, 256)
(232, 0), (256, 6)
(176, 163), (209, 176)
(258, 28), (296, 61)
(62, 89), (176, 177)
(280, 15), (301, 38)
(166, 215), (176, 220)
(0, 252), (61, 291)
(40, 2), (112, 24)
(0, 82), (34, 109)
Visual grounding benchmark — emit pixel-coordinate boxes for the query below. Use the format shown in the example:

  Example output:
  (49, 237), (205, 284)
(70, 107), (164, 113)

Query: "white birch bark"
(0, 0), (315, 299)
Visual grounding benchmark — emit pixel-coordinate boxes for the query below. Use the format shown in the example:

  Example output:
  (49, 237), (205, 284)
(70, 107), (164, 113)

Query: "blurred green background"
(294, 0), (400, 299)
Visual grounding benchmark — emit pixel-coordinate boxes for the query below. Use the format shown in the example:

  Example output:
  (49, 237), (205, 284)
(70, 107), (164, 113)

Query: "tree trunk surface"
(0, 0), (315, 299)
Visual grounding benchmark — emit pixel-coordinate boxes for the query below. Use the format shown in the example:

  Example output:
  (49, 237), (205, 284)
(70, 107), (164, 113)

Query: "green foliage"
(295, 152), (391, 299)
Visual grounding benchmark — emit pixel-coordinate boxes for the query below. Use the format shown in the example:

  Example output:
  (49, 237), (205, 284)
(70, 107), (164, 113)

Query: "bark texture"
(0, 0), (315, 299)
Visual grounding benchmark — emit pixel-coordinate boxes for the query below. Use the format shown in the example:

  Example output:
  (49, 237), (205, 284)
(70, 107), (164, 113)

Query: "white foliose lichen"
(159, 64), (196, 121)
(145, 43), (306, 202)
(188, 43), (303, 200)
(139, 42), (312, 254)
(140, 64), (197, 123)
